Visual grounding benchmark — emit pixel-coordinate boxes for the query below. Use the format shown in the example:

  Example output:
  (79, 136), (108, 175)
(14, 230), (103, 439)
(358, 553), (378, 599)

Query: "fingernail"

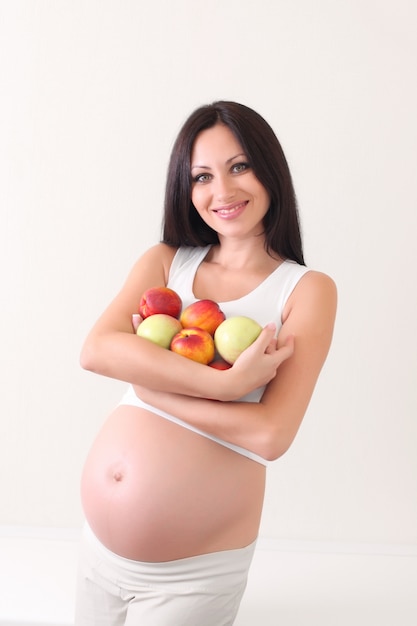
(132, 314), (141, 332)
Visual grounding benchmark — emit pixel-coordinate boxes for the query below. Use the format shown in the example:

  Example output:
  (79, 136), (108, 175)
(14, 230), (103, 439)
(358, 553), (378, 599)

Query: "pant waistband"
(83, 522), (257, 585)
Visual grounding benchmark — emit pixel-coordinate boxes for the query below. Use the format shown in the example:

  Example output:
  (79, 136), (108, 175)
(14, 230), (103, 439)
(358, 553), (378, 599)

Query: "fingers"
(265, 331), (294, 362)
(254, 324), (294, 357)
(132, 314), (142, 332)
(229, 325), (294, 395)
(265, 338), (277, 355)
(255, 322), (277, 351)
(277, 335), (295, 363)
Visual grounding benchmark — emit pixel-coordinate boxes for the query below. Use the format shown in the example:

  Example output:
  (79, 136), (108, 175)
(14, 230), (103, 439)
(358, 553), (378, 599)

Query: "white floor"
(0, 528), (416, 626)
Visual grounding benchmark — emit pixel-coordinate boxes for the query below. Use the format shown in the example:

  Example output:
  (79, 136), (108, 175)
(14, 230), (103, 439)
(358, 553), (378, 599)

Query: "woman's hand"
(131, 314), (292, 401)
(131, 314), (142, 333)
(134, 324), (294, 407)
(223, 323), (294, 400)
(133, 272), (336, 460)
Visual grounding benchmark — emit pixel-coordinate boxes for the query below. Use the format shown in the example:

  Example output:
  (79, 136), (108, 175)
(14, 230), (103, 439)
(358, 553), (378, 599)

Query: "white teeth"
(216, 203), (245, 214)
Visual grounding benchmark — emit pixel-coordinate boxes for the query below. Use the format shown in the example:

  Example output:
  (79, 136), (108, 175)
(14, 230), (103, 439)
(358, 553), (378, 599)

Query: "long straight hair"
(162, 101), (305, 265)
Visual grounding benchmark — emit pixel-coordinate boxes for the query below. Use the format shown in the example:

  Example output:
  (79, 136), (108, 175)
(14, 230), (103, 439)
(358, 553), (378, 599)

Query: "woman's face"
(190, 124), (270, 241)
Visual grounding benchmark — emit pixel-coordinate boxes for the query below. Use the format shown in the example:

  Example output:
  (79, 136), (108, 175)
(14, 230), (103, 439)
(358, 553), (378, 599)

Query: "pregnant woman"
(75, 101), (337, 625)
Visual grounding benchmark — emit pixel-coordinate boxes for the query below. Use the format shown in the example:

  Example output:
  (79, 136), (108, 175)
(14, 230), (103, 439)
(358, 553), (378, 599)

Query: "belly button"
(108, 462), (126, 483)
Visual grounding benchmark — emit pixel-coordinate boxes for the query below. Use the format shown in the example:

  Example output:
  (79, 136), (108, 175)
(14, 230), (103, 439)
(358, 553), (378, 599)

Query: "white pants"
(75, 524), (256, 626)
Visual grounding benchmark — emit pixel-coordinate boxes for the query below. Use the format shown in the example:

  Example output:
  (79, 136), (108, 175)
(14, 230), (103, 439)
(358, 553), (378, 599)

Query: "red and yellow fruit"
(136, 287), (262, 368)
(180, 299), (226, 336)
(208, 354), (232, 370)
(139, 286), (182, 319)
(170, 327), (215, 365)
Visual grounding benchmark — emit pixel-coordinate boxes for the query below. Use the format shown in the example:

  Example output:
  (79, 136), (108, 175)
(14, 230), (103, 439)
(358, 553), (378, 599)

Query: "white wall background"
(1, 0), (416, 548)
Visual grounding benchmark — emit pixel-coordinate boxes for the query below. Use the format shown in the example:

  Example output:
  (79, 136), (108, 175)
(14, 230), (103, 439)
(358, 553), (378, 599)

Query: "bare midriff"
(80, 405), (266, 562)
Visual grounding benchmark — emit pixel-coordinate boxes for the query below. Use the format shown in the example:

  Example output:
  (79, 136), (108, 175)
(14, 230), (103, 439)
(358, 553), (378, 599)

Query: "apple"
(180, 299), (226, 336)
(170, 327), (215, 365)
(139, 286), (182, 319)
(137, 313), (182, 349)
(214, 316), (262, 364)
(208, 354), (232, 370)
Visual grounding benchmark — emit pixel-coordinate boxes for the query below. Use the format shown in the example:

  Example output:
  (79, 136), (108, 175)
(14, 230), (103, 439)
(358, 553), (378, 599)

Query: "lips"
(212, 201), (248, 217)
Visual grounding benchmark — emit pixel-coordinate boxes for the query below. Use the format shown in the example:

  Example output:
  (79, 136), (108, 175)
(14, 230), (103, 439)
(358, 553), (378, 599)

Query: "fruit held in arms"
(139, 287), (182, 319)
(214, 316), (262, 364)
(180, 299), (226, 336)
(137, 313), (182, 349)
(208, 355), (232, 370)
(170, 327), (215, 365)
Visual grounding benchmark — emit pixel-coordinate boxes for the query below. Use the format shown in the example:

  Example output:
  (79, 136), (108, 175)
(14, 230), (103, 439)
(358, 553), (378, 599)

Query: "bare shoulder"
(293, 269), (336, 303)
(109, 243), (179, 312)
(129, 243), (178, 284)
(298, 269), (337, 300)
(283, 269), (337, 331)
(135, 242), (178, 268)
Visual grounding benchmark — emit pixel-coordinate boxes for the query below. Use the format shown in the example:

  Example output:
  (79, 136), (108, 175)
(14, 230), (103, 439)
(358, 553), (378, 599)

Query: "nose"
(214, 174), (235, 203)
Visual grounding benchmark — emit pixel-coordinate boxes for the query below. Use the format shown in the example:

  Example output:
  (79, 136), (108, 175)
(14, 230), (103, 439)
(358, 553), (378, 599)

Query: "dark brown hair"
(162, 101), (304, 265)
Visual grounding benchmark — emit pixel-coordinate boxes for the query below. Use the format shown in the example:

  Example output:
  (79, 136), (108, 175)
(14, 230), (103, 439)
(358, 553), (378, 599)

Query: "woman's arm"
(80, 243), (293, 402)
(134, 271), (337, 460)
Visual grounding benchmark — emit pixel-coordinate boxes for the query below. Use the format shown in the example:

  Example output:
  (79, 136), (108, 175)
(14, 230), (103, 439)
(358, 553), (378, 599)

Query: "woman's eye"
(232, 162), (250, 174)
(193, 173), (211, 183)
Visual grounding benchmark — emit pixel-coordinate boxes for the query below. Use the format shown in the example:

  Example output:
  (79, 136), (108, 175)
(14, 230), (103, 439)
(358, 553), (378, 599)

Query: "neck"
(210, 236), (280, 271)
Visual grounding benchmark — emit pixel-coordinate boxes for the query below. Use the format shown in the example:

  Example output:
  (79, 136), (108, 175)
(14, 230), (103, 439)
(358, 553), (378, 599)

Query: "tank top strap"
(167, 246), (212, 307)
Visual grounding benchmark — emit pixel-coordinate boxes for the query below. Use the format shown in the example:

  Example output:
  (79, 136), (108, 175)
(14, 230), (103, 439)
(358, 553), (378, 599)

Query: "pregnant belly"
(81, 404), (266, 562)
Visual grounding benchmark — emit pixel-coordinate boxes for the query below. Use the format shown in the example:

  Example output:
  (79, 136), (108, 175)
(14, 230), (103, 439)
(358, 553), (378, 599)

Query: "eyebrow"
(191, 152), (247, 171)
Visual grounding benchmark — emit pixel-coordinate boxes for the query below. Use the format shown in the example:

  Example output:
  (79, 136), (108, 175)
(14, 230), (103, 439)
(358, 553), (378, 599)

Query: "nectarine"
(180, 299), (226, 336)
(139, 287), (182, 319)
(170, 327), (215, 364)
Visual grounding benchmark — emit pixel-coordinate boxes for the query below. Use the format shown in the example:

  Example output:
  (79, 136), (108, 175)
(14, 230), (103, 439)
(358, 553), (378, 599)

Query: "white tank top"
(120, 246), (310, 465)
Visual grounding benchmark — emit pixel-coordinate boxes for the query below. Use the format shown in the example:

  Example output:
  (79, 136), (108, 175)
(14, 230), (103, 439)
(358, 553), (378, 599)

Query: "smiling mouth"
(213, 201), (248, 215)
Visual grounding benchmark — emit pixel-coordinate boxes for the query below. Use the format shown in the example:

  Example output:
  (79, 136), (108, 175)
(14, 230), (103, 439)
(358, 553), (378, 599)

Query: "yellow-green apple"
(214, 316), (262, 364)
(170, 327), (215, 364)
(139, 286), (182, 319)
(137, 313), (182, 349)
(180, 299), (226, 336)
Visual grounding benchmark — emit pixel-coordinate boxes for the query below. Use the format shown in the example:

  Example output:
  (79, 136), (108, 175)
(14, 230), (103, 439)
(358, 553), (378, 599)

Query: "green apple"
(214, 316), (262, 364)
(137, 313), (182, 349)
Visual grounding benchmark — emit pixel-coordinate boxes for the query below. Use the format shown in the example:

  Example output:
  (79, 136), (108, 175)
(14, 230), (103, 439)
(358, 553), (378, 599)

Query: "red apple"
(139, 286), (182, 319)
(137, 313), (182, 349)
(214, 316), (262, 364)
(208, 355), (232, 370)
(170, 327), (215, 365)
(180, 299), (226, 335)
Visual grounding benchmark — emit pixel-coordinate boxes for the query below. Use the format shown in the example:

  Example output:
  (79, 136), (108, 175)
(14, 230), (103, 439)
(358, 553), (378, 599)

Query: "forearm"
(81, 321), (290, 402)
(80, 329), (239, 400)
(134, 386), (284, 461)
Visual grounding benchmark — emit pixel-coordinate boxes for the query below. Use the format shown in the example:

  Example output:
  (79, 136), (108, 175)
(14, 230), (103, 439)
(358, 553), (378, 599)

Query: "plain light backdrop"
(1, 0), (416, 548)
